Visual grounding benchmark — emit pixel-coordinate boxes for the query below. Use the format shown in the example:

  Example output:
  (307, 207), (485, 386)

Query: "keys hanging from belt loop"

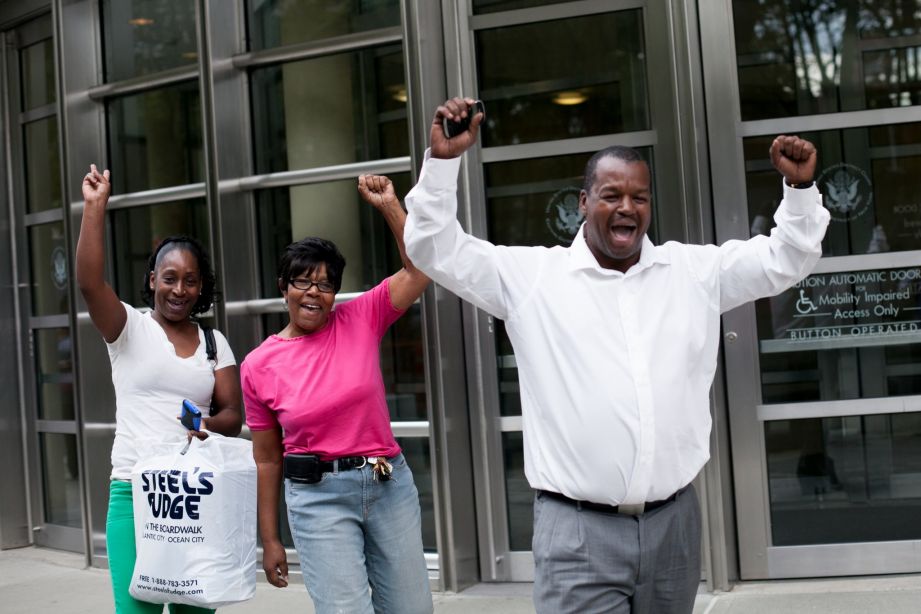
(371, 457), (393, 482)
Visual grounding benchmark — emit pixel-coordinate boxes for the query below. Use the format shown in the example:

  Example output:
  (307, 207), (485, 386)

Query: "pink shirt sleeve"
(241, 360), (278, 432)
(345, 276), (406, 338)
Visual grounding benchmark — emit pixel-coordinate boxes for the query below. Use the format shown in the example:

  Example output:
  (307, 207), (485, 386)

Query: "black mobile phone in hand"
(444, 100), (485, 138)
(180, 399), (202, 431)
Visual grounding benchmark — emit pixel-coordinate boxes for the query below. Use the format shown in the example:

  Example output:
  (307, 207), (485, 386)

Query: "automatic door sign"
(818, 163), (873, 223)
(761, 267), (921, 352)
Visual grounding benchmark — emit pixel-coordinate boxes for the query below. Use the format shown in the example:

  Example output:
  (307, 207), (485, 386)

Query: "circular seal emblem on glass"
(818, 163), (873, 223)
(51, 245), (68, 290)
(545, 186), (584, 244)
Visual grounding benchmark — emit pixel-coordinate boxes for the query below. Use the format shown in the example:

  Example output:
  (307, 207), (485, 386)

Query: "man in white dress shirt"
(404, 97), (830, 613)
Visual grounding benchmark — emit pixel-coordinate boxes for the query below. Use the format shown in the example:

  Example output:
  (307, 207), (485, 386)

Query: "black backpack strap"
(201, 325), (218, 417)
(202, 326), (217, 364)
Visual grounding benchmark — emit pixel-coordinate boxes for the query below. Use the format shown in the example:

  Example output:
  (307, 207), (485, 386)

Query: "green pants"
(106, 480), (215, 614)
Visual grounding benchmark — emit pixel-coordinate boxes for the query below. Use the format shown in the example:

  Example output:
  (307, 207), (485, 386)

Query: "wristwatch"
(786, 180), (815, 189)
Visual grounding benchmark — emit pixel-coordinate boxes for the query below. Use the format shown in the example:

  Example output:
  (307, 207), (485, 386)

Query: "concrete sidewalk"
(2, 546), (920, 613)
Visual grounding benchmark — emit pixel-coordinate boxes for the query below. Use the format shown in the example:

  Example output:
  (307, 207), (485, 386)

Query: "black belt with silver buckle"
(540, 485), (685, 516)
(284, 454), (369, 484)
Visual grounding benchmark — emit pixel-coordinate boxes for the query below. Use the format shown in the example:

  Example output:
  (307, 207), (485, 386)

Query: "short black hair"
(582, 145), (647, 192)
(141, 236), (216, 317)
(276, 237), (346, 294)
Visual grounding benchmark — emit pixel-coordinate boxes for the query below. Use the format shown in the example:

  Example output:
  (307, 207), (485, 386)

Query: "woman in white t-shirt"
(76, 164), (243, 614)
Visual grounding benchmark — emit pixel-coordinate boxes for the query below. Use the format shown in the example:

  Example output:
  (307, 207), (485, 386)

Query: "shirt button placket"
(619, 283), (655, 502)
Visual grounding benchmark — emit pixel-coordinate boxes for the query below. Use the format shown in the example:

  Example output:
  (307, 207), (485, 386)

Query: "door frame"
(700, 0), (921, 579)
(3, 6), (86, 554)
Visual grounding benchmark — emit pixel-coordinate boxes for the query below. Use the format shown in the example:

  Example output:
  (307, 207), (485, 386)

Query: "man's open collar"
(568, 224), (670, 275)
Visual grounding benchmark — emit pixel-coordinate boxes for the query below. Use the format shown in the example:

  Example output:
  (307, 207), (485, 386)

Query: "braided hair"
(141, 235), (216, 317)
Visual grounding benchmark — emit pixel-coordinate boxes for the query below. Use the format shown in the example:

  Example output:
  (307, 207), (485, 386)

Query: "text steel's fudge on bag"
(130, 433), (257, 608)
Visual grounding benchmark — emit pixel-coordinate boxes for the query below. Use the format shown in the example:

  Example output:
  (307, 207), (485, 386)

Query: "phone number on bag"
(138, 574), (198, 588)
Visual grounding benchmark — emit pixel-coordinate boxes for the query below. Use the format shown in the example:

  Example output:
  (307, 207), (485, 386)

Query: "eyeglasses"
(289, 278), (335, 293)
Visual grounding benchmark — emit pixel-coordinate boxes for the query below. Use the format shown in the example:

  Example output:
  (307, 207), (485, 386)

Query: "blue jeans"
(285, 453), (433, 614)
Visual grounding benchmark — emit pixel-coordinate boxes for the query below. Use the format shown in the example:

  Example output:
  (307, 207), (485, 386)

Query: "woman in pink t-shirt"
(241, 175), (432, 614)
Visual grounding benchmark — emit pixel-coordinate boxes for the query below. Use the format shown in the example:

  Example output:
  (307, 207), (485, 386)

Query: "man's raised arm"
(404, 97), (516, 320)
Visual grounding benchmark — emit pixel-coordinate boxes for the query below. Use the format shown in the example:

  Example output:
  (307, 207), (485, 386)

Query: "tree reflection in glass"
(734, 0), (921, 120)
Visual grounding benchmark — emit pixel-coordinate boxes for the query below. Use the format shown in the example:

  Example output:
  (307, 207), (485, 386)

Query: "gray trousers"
(532, 484), (701, 614)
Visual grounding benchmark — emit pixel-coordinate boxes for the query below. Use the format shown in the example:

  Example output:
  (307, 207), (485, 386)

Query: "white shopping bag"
(129, 433), (257, 608)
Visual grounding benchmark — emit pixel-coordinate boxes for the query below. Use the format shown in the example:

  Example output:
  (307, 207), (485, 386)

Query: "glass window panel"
(503, 431), (533, 551)
(484, 150), (656, 416)
(107, 82), (203, 194)
(250, 46), (407, 174)
(28, 222), (69, 316)
(34, 328), (74, 421)
(247, 0), (400, 50)
(110, 200), (208, 308)
(39, 433), (81, 528)
(496, 320), (522, 417)
(101, 0), (197, 82)
(766, 413), (921, 546)
(396, 437), (436, 551)
(255, 174), (413, 294)
(733, 1), (921, 121)
(475, 11), (648, 147)
(24, 117), (62, 214)
(382, 304), (427, 422)
(756, 265), (921, 403)
(20, 38), (55, 110)
(473, 0), (582, 14)
(745, 124), (921, 258)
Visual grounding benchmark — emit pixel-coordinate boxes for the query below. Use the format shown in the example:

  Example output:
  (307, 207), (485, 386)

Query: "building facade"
(1, 0), (920, 593)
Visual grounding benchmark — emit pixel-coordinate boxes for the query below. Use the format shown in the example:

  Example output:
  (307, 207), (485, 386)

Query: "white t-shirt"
(107, 303), (236, 480)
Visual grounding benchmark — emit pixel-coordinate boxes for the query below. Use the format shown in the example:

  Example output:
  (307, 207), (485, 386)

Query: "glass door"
(5, 13), (84, 553)
(450, 0), (708, 581)
(703, 0), (921, 579)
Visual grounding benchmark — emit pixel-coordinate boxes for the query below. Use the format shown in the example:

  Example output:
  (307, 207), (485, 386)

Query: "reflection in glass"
(102, 0), (197, 82)
(255, 174), (412, 294)
(473, 0), (581, 14)
(503, 431), (533, 551)
(110, 200), (208, 308)
(397, 437), (436, 551)
(40, 433), (81, 528)
(250, 45), (407, 174)
(107, 82), (203, 194)
(766, 413), (921, 546)
(20, 38), (55, 110)
(34, 328), (74, 421)
(247, 0), (400, 50)
(24, 118), (62, 214)
(29, 222), (69, 316)
(475, 11), (648, 147)
(382, 305), (427, 422)
(733, 1), (921, 120)
(496, 321), (521, 417)
(745, 124), (921, 258)
(756, 265), (921, 403)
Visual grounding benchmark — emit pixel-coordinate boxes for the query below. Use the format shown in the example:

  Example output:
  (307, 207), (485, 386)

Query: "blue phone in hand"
(180, 399), (202, 431)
